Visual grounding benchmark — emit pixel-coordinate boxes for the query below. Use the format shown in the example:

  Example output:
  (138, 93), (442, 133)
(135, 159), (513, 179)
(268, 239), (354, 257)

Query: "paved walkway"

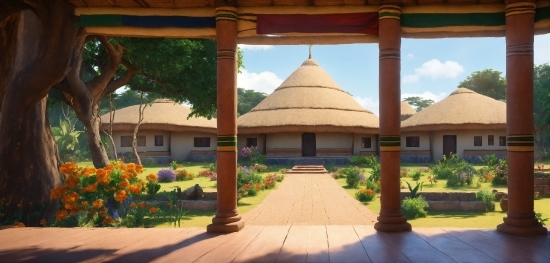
(242, 173), (379, 225)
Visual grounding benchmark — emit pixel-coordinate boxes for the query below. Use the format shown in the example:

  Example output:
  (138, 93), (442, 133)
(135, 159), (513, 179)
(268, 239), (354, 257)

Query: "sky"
(237, 34), (550, 116)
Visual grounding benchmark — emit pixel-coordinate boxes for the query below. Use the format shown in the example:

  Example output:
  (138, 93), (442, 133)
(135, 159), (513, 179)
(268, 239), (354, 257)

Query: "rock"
(177, 184), (204, 200)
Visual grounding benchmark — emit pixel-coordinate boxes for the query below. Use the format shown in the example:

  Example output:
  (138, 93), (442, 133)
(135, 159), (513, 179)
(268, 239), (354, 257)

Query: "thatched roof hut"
(238, 58), (379, 134)
(401, 88), (506, 132)
(401, 101), (416, 121)
(100, 99), (216, 133)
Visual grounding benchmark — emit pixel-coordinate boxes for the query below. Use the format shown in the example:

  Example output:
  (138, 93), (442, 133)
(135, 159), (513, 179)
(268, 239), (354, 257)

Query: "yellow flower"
(149, 207), (158, 214)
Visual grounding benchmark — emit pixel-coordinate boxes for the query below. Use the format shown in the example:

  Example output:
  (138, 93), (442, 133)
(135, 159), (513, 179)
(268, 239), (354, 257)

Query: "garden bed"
(400, 192), (488, 212)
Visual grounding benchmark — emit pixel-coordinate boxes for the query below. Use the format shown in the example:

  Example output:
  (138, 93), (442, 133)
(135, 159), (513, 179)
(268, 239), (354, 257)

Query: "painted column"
(207, 5), (244, 233)
(374, 5), (411, 232)
(497, 0), (547, 236)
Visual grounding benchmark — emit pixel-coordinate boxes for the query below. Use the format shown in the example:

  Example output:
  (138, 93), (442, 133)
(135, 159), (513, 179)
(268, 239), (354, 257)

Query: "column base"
(375, 212), (411, 232)
(207, 214), (244, 233)
(497, 216), (547, 236)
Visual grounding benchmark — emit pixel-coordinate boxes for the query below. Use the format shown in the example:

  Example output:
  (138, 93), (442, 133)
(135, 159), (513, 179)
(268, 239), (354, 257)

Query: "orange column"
(374, 5), (411, 232)
(497, 0), (546, 236)
(207, 6), (244, 233)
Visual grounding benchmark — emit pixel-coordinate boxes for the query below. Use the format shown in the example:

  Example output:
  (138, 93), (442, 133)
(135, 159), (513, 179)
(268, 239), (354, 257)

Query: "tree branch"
(101, 59), (137, 98)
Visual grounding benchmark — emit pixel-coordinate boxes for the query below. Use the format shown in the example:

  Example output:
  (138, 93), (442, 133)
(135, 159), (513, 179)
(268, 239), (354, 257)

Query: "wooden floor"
(1, 226), (549, 263)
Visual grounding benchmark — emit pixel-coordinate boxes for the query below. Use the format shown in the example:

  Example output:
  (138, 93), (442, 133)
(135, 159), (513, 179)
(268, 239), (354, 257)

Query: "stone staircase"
(286, 165), (328, 174)
(534, 178), (550, 195)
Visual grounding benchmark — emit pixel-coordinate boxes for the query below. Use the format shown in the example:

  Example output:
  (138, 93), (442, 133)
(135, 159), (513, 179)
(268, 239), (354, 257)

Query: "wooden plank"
(233, 225), (290, 263)
(98, 228), (197, 262)
(447, 228), (550, 263)
(275, 225), (309, 263)
(306, 226), (329, 263)
(194, 225), (264, 263)
(0, 227), (71, 245)
(326, 225), (370, 263)
(413, 228), (499, 263)
(353, 225), (411, 263)
(378, 230), (455, 263)
(480, 229), (550, 259)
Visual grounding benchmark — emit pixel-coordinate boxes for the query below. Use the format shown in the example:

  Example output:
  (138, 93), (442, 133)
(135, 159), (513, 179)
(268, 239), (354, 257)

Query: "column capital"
(504, 1), (536, 17)
(379, 5), (401, 20)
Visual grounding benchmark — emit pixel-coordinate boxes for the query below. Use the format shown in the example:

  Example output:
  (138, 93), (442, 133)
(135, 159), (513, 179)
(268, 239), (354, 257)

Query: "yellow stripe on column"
(507, 146), (534, 152)
(380, 146), (401, 152)
(217, 146), (237, 152)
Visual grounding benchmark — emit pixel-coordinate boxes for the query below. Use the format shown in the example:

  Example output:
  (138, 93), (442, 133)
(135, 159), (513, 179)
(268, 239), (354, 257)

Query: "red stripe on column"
(257, 13), (379, 35)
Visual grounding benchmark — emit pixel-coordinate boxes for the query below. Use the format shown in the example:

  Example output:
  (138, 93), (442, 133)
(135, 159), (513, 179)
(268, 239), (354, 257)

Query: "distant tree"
(403, 96), (434, 112)
(238, 88), (267, 116)
(534, 63), (550, 150)
(458, 69), (506, 101)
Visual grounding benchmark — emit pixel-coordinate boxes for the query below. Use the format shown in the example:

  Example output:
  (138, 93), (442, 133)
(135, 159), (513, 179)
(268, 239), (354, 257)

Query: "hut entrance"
(302, 133), (316, 157)
(443, 135), (457, 158)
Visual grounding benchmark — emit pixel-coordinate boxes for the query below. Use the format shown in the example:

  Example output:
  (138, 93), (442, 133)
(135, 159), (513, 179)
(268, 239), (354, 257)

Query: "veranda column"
(497, 0), (547, 236)
(374, 5), (411, 232)
(207, 5), (244, 233)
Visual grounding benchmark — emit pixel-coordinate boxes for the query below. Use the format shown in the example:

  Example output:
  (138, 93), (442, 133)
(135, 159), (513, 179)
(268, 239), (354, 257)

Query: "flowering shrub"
(198, 170), (211, 177)
(175, 169), (195, 181)
(492, 159), (508, 186)
(50, 161), (162, 227)
(342, 166), (362, 188)
(240, 146), (266, 164)
(355, 188), (376, 202)
(331, 169), (345, 179)
(208, 172), (218, 181)
(251, 164), (269, 173)
(157, 169), (176, 182)
(400, 169), (410, 178)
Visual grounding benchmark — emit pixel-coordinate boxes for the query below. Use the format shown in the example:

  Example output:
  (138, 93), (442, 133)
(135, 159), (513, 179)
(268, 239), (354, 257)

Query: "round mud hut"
(100, 99), (217, 163)
(401, 101), (416, 121)
(400, 88), (506, 162)
(237, 58), (380, 165)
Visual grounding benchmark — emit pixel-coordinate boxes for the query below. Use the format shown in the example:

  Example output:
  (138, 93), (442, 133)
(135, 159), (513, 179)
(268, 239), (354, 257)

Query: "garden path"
(241, 173), (379, 225)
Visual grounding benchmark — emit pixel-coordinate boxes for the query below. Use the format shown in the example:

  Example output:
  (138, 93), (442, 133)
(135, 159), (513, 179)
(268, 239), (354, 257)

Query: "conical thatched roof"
(238, 58), (379, 134)
(100, 99), (216, 133)
(401, 88), (506, 132)
(401, 101), (416, 121)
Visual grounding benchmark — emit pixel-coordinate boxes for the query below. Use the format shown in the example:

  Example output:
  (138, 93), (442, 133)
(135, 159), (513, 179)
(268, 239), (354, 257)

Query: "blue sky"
(237, 34), (550, 115)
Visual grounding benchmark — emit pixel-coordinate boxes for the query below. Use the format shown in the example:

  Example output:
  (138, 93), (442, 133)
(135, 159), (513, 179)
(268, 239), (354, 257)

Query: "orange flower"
(56, 210), (68, 221)
(59, 162), (79, 175)
(149, 207), (158, 214)
(167, 202), (173, 208)
(90, 209), (97, 216)
(146, 174), (157, 183)
(40, 219), (47, 225)
(62, 192), (79, 210)
(99, 210), (107, 217)
(118, 180), (130, 189)
(65, 175), (80, 188)
(128, 184), (141, 195)
(137, 202), (145, 209)
(255, 184), (262, 191)
(81, 167), (96, 177)
(114, 190), (128, 203)
(130, 202), (136, 207)
(13, 221), (25, 227)
(93, 199), (103, 209)
(102, 216), (114, 225)
(243, 184), (252, 191)
(81, 201), (89, 208)
(120, 172), (131, 180)
(70, 209), (80, 216)
(83, 183), (98, 193)
(136, 164), (143, 173)
(127, 163), (136, 171)
(96, 169), (111, 185)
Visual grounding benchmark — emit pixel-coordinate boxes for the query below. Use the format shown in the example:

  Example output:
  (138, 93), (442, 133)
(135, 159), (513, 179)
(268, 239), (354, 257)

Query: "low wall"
(400, 192), (487, 212)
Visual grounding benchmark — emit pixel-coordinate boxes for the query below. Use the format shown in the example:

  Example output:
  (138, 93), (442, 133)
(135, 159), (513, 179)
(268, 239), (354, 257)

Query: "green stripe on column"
(217, 141), (237, 147)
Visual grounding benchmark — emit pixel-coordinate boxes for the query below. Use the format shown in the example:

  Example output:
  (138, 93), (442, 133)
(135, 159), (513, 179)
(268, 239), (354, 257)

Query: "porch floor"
(1, 225), (549, 262)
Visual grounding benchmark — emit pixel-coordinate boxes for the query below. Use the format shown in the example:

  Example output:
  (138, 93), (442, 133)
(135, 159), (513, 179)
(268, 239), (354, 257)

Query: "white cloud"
(534, 34), (550, 65)
(353, 96), (379, 116)
(238, 44), (274, 51)
(407, 53), (415, 59)
(237, 69), (283, 94)
(402, 59), (464, 83)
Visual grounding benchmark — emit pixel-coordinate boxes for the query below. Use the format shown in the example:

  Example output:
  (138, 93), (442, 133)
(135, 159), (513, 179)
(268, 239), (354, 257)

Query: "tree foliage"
(52, 118), (82, 162)
(458, 69), (506, 101)
(403, 96), (434, 112)
(534, 63), (550, 150)
(238, 88), (267, 116)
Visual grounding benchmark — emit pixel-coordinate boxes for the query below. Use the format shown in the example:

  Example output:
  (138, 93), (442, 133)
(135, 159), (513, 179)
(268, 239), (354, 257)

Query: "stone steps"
(286, 165), (328, 174)
(534, 178), (550, 195)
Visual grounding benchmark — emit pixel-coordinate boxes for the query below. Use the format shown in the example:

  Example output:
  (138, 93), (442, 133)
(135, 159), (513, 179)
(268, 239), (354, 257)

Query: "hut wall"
(170, 132), (217, 161)
(237, 134), (265, 154)
(400, 132), (431, 163)
(265, 133), (301, 156)
(353, 134), (377, 156)
(432, 129), (507, 161)
(316, 133), (352, 148)
(112, 130), (170, 156)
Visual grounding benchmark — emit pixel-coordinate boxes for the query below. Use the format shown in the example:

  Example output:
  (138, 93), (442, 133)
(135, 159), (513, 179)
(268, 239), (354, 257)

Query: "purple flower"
(208, 172), (217, 181)
(359, 174), (366, 181)
(157, 169), (176, 182)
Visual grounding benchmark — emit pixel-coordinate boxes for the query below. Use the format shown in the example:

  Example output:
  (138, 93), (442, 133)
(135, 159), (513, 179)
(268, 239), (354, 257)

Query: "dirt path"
(241, 173), (379, 225)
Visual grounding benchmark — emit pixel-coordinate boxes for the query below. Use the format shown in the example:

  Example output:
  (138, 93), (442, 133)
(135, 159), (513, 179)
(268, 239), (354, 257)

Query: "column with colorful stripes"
(497, 0), (546, 236)
(207, 5), (244, 233)
(375, 4), (411, 232)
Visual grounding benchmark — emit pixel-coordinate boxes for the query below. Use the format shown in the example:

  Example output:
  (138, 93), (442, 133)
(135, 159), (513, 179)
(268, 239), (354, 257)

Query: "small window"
(499, 136), (506, 146)
(121, 135), (145, 147)
(361, 137), (371, 148)
(121, 136), (132, 147)
(488, 135), (494, 146)
(406, 136), (420, 147)
(194, 137), (210, 147)
(474, 136), (482, 146)
(155, 135), (164, 146)
(246, 138), (257, 147)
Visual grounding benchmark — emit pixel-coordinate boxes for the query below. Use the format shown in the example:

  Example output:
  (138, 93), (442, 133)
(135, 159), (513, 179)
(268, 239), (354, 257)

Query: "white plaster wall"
(113, 130), (170, 155)
(316, 133), (352, 148)
(432, 129), (507, 160)
(353, 134), (377, 155)
(266, 133), (301, 148)
(400, 132), (431, 151)
(170, 132), (217, 161)
(237, 134), (265, 154)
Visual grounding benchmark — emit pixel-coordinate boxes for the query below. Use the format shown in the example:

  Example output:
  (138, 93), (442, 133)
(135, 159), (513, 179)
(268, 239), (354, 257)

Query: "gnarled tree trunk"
(0, 1), (80, 226)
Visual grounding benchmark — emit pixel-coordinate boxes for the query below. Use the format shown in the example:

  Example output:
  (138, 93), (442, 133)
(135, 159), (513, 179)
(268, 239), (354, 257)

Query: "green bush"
(401, 196), (429, 219)
(365, 180), (380, 193)
(476, 190), (495, 211)
(350, 155), (370, 165)
(343, 166), (362, 188)
(355, 189), (377, 202)
(491, 159), (508, 186)
(411, 170), (422, 181)
(431, 154), (462, 179)
(446, 164), (476, 187)
(369, 161), (381, 183)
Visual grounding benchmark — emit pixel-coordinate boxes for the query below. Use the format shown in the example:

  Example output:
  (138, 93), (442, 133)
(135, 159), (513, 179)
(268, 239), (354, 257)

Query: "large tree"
(0, 0), (80, 226)
(403, 96), (434, 112)
(238, 88), (267, 116)
(458, 69), (506, 101)
(534, 63), (550, 150)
